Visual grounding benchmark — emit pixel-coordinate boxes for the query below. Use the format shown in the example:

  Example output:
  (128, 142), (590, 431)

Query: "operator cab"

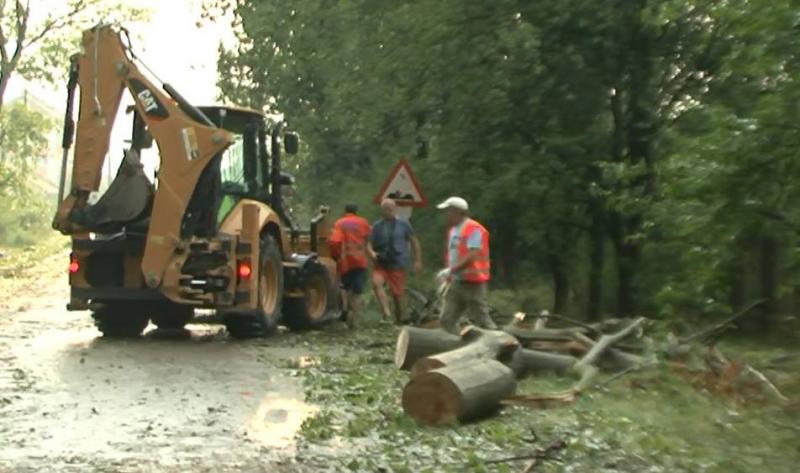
(181, 106), (299, 238)
(79, 105), (298, 239)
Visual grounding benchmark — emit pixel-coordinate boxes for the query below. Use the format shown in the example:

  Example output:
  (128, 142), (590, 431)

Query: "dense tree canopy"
(210, 0), (800, 328)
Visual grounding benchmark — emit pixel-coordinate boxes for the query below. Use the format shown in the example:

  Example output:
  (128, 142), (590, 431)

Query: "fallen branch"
(505, 318), (646, 408)
(575, 317), (646, 369)
(521, 459), (538, 473)
(483, 437), (567, 466)
(594, 358), (659, 390)
(680, 299), (767, 345)
(572, 332), (644, 371)
(531, 311), (598, 335)
(744, 364), (789, 402)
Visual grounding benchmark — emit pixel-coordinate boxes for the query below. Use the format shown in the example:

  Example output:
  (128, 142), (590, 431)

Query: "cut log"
(402, 359), (516, 425)
(525, 339), (590, 356)
(503, 325), (586, 342)
(506, 348), (577, 378)
(394, 327), (464, 370)
(410, 327), (520, 378)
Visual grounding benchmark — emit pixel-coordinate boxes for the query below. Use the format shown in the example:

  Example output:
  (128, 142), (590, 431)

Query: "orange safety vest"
(446, 218), (490, 283)
(330, 214), (371, 273)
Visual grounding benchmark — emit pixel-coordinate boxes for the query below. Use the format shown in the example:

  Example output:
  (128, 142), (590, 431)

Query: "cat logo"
(137, 89), (158, 113)
(128, 78), (169, 119)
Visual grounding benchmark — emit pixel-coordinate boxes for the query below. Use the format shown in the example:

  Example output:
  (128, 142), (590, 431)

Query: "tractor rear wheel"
(150, 302), (194, 330)
(283, 261), (338, 331)
(91, 302), (150, 337)
(225, 235), (284, 338)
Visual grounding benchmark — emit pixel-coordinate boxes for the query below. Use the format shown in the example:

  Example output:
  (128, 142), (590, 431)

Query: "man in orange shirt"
(436, 196), (497, 334)
(329, 203), (371, 329)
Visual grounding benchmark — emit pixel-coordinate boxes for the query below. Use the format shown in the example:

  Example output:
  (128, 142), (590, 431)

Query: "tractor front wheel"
(283, 261), (338, 331)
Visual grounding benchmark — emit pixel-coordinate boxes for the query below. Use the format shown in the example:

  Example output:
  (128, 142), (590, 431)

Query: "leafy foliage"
(211, 0), (800, 326)
(0, 0), (149, 111)
(0, 100), (53, 245)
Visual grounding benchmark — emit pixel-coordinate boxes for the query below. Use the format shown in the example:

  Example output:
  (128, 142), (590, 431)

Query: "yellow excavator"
(53, 25), (340, 337)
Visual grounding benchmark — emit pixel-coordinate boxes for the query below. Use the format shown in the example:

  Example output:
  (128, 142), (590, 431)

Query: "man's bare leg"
(372, 273), (392, 320)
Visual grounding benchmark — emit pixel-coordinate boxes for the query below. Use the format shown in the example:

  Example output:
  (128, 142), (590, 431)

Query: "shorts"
(372, 266), (407, 297)
(340, 268), (367, 294)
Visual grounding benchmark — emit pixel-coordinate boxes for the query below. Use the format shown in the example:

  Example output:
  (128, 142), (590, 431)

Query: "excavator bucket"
(68, 149), (154, 233)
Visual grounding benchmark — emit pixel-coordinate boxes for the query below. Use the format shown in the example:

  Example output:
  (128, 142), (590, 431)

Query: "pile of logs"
(396, 313), (647, 425)
(396, 304), (791, 425)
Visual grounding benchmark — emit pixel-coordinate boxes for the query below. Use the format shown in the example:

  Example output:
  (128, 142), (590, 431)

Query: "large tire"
(91, 302), (150, 338)
(283, 261), (338, 331)
(225, 235), (284, 338)
(150, 302), (194, 330)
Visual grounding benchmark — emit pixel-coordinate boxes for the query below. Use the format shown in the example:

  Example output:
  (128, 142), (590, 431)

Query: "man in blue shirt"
(368, 199), (422, 323)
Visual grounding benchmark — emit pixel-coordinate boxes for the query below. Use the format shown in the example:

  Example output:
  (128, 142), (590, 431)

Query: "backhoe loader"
(52, 25), (339, 337)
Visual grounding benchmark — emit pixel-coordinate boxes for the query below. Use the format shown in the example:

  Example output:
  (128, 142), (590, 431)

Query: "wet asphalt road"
(0, 276), (316, 472)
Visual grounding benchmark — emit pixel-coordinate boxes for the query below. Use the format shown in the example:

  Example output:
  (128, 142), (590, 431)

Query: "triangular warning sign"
(374, 158), (428, 208)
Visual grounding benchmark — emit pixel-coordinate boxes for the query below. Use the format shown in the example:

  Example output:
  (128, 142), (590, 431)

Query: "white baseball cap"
(436, 196), (469, 211)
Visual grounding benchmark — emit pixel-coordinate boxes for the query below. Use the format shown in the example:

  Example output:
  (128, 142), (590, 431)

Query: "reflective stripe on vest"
(447, 218), (490, 283)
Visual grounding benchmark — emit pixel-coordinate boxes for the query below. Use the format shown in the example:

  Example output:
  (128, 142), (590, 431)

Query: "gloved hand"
(436, 267), (452, 282)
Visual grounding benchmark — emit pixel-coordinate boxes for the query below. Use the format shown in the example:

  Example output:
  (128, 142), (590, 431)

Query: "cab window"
(220, 136), (245, 191)
(217, 136), (245, 224)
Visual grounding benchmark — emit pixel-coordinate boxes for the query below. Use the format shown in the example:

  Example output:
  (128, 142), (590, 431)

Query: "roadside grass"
(0, 233), (68, 276)
(291, 317), (800, 473)
(0, 234), (69, 308)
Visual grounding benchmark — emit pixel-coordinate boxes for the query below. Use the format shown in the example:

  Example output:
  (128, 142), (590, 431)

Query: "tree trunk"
(410, 327), (520, 377)
(728, 252), (746, 312)
(0, 74), (8, 115)
(588, 203), (606, 320)
(552, 258), (570, 315)
(495, 219), (519, 286)
(608, 87), (641, 317)
(758, 235), (778, 332)
(616, 238), (640, 316)
(402, 359), (517, 425)
(395, 327), (464, 370)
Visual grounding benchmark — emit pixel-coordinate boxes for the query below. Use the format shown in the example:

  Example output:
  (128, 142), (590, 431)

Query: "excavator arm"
(53, 25), (234, 289)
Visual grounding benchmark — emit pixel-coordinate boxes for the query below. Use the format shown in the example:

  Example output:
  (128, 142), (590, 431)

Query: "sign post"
(374, 158), (427, 219)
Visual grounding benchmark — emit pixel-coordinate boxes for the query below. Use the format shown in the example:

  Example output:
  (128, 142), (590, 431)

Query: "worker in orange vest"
(329, 203), (371, 329)
(436, 196), (497, 334)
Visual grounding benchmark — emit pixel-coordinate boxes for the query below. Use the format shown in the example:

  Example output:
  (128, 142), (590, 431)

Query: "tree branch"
(0, 0), (10, 65)
(10, 0), (29, 66)
(23, 0), (88, 48)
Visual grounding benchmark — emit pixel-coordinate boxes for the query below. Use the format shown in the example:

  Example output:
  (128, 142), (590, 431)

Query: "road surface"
(0, 258), (317, 472)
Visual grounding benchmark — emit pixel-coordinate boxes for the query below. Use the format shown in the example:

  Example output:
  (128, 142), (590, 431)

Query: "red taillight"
(68, 255), (80, 274)
(237, 260), (252, 279)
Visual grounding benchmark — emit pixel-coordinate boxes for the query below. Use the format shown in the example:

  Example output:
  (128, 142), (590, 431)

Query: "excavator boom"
(53, 25), (233, 288)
